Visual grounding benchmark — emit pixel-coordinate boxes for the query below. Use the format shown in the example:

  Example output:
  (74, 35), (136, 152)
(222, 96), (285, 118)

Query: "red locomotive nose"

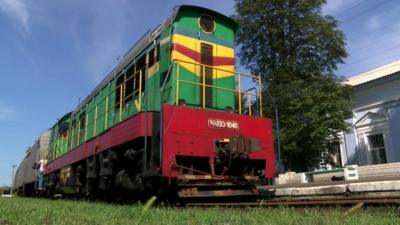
(161, 105), (274, 199)
(161, 104), (275, 179)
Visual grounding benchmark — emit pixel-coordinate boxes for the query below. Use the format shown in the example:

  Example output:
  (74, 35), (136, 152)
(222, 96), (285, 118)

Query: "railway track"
(185, 195), (400, 207)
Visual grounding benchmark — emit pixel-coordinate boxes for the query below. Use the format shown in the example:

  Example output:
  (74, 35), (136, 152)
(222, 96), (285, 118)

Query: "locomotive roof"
(72, 5), (237, 115)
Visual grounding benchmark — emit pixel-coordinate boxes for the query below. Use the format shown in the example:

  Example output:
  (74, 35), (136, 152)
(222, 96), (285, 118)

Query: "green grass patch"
(0, 197), (399, 225)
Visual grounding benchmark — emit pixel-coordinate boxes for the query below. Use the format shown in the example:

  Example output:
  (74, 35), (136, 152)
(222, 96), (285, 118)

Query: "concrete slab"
(349, 180), (400, 192)
(270, 185), (347, 196)
(275, 172), (305, 185)
(312, 172), (344, 183)
(1, 194), (12, 197)
(358, 163), (400, 179)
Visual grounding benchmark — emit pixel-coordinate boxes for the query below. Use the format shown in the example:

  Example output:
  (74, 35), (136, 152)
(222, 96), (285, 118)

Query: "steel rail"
(184, 196), (400, 207)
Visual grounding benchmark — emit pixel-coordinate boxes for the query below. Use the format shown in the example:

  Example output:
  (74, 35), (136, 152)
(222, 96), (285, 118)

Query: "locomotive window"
(155, 44), (159, 62)
(79, 113), (85, 129)
(71, 120), (77, 146)
(124, 66), (135, 104)
(148, 49), (155, 67)
(199, 15), (215, 34)
(115, 74), (124, 110)
(78, 112), (85, 139)
(148, 44), (159, 68)
(59, 122), (69, 137)
(137, 56), (146, 73)
(136, 56), (146, 94)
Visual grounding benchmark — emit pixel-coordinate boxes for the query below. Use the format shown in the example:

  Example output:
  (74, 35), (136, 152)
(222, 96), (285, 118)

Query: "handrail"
(159, 60), (178, 168)
(173, 59), (262, 117)
(176, 59), (260, 79)
(202, 65), (206, 109)
(54, 58), (263, 156)
(71, 66), (146, 149)
(139, 70), (142, 111)
(178, 80), (258, 96)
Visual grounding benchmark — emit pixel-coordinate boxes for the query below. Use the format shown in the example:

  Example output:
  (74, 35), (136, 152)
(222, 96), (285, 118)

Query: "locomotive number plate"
(208, 118), (239, 130)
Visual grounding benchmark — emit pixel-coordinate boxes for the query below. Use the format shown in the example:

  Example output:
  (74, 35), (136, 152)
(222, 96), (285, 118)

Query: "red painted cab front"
(162, 104), (275, 183)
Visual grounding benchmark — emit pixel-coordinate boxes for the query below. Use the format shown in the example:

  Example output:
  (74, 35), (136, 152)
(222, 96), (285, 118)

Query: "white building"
(340, 60), (400, 166)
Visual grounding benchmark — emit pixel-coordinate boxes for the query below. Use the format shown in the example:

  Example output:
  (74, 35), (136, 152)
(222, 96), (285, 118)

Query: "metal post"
(119, 82), (123, 122)
(77, 119), (81, 145)
(243, 87), (256, 116)
(266, 88), (281, 171)
(11, 164), (16, 195)
(139, 70), (142, 110)
(342, 130), (349, 166)
(176, 64), (180, 105)
(84, 112), (89, 141)
(93, 104), (98, 136)
(202, 65), (206, 109)
(105, 96), (109, 129)
(238, 73), (242, 114)
(160, 61), (176, 170)
(247, 93), (251, 116)
(275, 107), (281, 166)
(258, 77), (263, 117)
(144, 54), (149, 172)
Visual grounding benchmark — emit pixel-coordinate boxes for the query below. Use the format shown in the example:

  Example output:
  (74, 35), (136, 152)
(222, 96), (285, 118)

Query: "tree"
(234, 0), (353, 171)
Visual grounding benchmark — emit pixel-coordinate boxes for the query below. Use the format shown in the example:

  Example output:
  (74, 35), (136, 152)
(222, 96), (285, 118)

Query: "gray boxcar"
(14, 130), (51, 195)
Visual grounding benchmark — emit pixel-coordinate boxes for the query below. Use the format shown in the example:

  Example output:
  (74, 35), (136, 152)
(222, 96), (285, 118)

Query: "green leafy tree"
(234, 0), (352, 171)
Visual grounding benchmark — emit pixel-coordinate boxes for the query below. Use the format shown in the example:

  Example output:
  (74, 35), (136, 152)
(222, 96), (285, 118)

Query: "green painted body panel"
(166, 66), (236, 110)
(49, 112), (72, 161)
(174, 10), (235, 42)
(168, 7), (237, 110)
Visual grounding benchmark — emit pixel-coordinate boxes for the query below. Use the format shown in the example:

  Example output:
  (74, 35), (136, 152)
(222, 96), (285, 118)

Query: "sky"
(0, 0), (399, 185)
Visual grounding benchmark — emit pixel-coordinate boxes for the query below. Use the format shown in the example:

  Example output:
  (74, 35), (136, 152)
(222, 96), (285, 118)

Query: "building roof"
(346, 60), (400, 86)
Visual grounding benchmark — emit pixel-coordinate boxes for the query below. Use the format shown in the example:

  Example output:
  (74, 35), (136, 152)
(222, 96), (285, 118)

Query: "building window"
(326, 140), (342, 168)
(367, 134), (387, 164)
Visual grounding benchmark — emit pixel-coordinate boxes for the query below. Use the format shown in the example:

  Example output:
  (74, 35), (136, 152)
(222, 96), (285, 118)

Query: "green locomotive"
(16, 5), (275, 201)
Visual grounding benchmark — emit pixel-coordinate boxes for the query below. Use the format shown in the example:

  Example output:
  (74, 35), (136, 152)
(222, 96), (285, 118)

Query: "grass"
(0, 197), (399, 225)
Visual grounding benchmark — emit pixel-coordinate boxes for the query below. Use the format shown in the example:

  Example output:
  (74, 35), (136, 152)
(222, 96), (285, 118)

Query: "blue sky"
(0, 0), (399, 185)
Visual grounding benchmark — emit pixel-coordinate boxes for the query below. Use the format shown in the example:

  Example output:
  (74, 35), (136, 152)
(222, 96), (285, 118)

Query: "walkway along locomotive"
(14, 5), (275, 201)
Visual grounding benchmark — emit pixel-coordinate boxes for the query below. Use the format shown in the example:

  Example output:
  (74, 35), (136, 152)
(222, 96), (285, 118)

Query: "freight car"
(14, 130), (51, 196)
(15, 5), (275, 202)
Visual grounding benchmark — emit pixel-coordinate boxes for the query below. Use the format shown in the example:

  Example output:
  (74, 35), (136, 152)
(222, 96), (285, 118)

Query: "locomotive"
(14, 5), (275, 201)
